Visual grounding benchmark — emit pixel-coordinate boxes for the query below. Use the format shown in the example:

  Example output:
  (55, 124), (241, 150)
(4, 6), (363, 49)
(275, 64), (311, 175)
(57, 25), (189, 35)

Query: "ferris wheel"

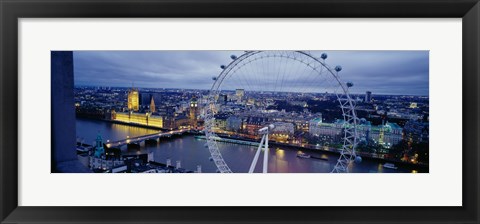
(204, 51), (359, 173)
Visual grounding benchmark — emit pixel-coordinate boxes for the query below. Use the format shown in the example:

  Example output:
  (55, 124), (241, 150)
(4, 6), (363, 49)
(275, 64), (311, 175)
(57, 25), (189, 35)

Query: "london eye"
(204, 51), (359, 173)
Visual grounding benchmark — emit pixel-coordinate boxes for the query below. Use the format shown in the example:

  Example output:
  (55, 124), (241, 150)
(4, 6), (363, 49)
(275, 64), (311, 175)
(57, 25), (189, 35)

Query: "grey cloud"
(73, 50), (428, 95)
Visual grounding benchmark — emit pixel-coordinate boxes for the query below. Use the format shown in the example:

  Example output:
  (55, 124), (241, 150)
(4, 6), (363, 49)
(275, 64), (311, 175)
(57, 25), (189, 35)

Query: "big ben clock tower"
(189, 96), (198, 128)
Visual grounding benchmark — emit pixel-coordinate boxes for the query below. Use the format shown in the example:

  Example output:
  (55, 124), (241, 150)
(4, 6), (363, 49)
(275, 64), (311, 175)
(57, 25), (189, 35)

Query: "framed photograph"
(1, 0), (479, 223)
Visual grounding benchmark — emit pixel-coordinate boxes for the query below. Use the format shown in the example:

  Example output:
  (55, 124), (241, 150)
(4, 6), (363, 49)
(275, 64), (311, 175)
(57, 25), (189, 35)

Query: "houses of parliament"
(109, 87), (198, 130)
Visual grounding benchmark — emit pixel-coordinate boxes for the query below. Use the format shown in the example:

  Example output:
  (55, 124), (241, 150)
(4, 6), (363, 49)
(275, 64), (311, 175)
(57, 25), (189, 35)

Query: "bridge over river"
(106, 129), (190, 148)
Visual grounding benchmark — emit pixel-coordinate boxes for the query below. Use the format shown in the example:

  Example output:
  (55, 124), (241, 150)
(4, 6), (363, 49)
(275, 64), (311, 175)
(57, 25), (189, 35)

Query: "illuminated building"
(176, 115), (191, 129)
(270, 123), (294, 142)
(226, 116), (242, 132)
(111, 111), (163, 128)
(236, 89), (245, 102)
(309, 119), (343, 138)
(213, 113), (229, 130)
(128, 87), (139, 111)
(270, 122), (295, 142)
(245, 117), (268, 136)
(89, 156), (125, 171)
(409, 102), (418, 109)
(369, 122), (403, 146)
(246, 98), (255, 106)
(272, 116), (309, 132)
(163, 115), (190, 130)
(190, 96), (198, 128)
(365, 91), (372, 103)
(150, 95), (156, 113)
(378, 128), (385, 145)
(309, 118), (403, 147)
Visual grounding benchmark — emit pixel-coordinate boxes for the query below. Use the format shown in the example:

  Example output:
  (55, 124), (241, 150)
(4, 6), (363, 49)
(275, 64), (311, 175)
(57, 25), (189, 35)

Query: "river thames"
(77, 118), (425, 173)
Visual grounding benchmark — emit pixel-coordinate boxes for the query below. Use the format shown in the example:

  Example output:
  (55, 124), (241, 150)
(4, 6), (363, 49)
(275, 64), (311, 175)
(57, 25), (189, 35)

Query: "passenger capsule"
(346, 82), (354, 88)
(230, 55), (237, 60)
(320, 53), (328, 60)
(220, 65), (226, 69)
(335, 65), (342, 72)
(354, 156), (362, 163)
(212, 77), (217, 81)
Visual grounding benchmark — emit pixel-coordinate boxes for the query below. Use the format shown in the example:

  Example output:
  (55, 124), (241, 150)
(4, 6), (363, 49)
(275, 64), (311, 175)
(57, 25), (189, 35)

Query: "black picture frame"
(1, 0), (479, 223)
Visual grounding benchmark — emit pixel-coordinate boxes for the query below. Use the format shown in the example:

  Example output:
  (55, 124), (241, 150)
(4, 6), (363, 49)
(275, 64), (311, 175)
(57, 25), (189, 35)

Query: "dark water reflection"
(76, 118), (420, 173)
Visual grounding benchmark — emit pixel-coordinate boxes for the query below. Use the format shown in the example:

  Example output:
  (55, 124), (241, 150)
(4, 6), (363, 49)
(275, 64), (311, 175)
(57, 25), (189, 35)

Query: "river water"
(76, 118), (423, 173)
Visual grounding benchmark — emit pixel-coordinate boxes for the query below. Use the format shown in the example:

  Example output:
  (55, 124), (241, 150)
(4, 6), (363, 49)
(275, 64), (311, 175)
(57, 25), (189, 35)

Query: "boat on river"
(297, 153), (311, 159)
(383, 163), (398, 169)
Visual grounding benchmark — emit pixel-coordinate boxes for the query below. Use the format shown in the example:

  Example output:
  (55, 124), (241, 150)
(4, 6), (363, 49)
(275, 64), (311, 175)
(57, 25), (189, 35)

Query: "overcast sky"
(73, 50), (429, 96)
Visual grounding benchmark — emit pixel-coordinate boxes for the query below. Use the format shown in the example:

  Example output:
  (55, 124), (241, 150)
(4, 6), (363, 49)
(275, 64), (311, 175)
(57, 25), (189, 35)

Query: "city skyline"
(73, 50), (429, 96)
(72, 84), (429, 173)
(62, 50), (429, 173)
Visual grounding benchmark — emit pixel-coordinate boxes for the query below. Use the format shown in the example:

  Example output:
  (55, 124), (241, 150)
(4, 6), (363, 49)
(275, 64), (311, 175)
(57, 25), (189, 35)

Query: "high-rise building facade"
(365, 91), (372, 103)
